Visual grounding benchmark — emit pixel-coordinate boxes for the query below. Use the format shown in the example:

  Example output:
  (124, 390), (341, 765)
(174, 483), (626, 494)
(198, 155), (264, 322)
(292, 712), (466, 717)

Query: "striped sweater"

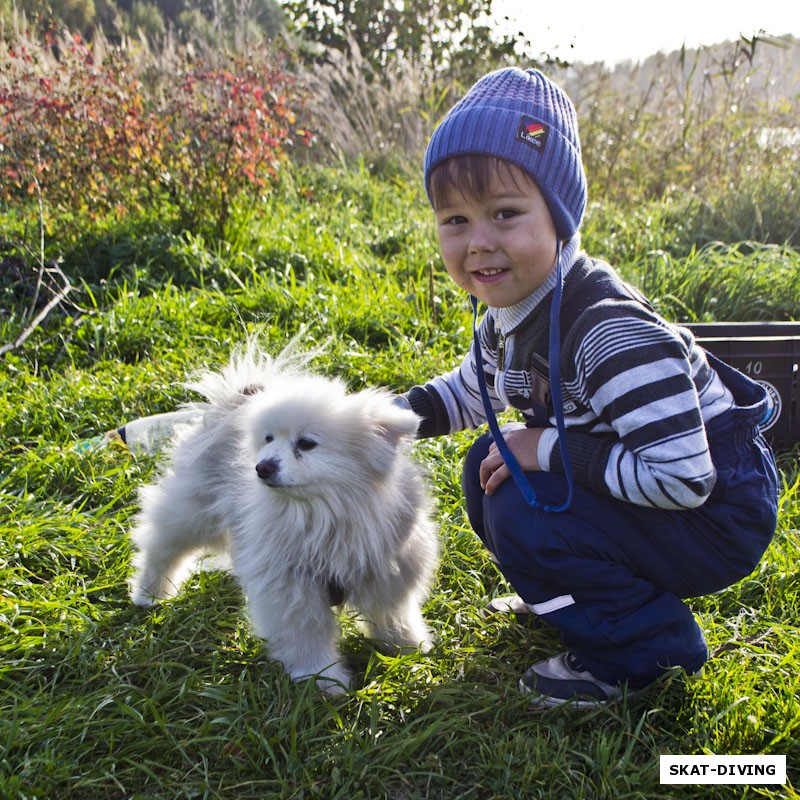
(406, 238), (735, 510)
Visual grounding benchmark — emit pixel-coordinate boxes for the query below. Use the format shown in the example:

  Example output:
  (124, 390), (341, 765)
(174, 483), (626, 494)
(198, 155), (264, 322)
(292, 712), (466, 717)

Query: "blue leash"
(470, 245), (574, 513)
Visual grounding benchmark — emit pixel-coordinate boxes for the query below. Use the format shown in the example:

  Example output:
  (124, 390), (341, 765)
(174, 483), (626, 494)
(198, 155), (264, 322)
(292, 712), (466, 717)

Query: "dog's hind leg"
(128, 479), (226, 606)
(359, 595), (434, 655)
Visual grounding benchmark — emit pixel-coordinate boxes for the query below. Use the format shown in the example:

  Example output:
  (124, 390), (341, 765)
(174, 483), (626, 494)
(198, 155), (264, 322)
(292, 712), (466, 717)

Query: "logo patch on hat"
(517, 116), (549, 151)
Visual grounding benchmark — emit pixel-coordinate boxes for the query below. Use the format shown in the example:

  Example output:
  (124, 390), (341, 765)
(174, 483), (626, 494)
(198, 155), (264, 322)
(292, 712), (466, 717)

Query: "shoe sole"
(519, 678), (623, 709)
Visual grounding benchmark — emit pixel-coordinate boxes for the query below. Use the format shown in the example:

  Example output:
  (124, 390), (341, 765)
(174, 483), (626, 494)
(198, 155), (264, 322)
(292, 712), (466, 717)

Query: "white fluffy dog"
(128, 342), (439, 693)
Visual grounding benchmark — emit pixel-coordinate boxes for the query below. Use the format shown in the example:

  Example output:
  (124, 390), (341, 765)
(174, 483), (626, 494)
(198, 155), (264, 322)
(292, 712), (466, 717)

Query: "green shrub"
(0, 31), (311, 238)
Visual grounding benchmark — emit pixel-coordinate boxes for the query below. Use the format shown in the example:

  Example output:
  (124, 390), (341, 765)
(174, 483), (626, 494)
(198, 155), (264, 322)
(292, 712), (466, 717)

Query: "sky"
(494, 0), (799, 65)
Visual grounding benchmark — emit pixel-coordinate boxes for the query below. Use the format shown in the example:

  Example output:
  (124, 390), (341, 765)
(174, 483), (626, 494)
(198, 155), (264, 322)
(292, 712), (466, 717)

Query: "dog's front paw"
(316, 674), (350, 696)
(365, 616), (434, 656)
(315, 661), (353, 695)
(289, 661), (352, 695)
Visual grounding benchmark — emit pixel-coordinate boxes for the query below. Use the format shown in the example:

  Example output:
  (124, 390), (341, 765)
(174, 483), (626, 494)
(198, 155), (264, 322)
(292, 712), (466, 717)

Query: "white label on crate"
(757, 380), (781, 431)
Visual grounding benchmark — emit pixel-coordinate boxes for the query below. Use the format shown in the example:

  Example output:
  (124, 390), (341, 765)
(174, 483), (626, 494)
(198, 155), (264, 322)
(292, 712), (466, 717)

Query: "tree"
(283, 0), (523, 82)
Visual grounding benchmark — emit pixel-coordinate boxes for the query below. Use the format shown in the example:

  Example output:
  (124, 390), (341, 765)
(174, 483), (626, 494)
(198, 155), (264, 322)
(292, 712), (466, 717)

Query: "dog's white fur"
(128, 342), (439, 693)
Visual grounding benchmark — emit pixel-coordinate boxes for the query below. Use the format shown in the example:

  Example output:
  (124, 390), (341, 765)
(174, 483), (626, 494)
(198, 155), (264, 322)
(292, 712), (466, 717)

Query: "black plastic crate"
(688, 322), (800, 452)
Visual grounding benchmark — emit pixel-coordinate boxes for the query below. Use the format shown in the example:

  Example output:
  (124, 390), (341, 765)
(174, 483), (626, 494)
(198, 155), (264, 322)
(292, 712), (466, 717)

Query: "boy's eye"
(496, 208), (518, 220)
(442, 215), (467, 225)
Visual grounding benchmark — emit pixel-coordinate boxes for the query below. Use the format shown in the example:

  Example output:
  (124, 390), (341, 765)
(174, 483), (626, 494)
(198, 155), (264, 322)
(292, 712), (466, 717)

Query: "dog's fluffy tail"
(184, 334), (324, 410)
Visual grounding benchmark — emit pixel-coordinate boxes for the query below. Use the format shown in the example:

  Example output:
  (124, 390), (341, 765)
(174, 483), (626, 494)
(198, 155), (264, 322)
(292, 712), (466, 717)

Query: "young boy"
(402, 67), (779, 708)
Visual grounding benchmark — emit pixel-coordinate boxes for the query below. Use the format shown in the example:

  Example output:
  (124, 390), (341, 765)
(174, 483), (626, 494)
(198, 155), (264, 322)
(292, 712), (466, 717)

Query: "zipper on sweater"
(495, 321), (506, 372)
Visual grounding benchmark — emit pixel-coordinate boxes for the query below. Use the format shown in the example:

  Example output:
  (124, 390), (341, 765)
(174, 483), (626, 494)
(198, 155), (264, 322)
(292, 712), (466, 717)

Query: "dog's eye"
(296, 437), (318, 452)
(265, 435), (274, 443)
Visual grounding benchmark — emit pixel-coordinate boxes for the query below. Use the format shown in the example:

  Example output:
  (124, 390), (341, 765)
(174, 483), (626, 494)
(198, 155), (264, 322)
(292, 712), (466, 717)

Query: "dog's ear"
(355, 392), (420, 473)
(375, 402), (421, 441)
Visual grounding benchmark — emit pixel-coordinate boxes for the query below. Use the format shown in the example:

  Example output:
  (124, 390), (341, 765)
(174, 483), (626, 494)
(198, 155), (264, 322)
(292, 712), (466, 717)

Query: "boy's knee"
(461, 433), (494, 544)
(462, 433), (493, 480)
(482, 475), (566, 569)
(462, 438), (575, 572)
(461, 433), (493, 507)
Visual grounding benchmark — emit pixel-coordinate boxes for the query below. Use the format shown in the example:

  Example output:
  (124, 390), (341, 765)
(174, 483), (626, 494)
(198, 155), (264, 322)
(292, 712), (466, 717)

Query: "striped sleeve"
(556, 314), (716, 510)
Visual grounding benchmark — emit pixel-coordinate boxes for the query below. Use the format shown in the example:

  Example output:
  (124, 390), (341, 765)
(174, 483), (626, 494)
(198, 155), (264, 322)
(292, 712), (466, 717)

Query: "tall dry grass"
(301, 34), (800, 245)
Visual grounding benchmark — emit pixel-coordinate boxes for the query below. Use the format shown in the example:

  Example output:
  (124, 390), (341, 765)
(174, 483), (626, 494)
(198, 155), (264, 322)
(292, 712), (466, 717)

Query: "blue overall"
(463, 354), (779, 687)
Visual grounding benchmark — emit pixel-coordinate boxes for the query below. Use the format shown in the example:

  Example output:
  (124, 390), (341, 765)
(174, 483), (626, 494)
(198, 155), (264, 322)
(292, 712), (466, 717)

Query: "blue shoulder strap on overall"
(470, 243), (574, 513)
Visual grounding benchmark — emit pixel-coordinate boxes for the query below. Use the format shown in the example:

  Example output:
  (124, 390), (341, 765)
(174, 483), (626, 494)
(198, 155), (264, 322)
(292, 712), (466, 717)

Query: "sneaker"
(519, 652), (624, 709)
(483, 594), (534, 624)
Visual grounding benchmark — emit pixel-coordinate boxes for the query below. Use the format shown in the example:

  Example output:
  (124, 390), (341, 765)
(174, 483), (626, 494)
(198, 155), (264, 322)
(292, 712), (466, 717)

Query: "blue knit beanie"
(424, 68), (587, 241)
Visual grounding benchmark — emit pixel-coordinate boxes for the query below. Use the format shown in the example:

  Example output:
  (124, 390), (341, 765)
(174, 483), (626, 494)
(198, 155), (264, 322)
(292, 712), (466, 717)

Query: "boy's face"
(433, 162), (558, 308)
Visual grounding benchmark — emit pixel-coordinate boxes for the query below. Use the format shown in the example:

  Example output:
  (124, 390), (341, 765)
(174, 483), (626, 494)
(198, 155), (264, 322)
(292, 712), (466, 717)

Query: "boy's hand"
(480, 427), (543, 496)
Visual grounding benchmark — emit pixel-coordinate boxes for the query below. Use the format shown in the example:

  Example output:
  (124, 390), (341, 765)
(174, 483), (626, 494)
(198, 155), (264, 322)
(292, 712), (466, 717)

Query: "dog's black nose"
(255, 458), (280, 481)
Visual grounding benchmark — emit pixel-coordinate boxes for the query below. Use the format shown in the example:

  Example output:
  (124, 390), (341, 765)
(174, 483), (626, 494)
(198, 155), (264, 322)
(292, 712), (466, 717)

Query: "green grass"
(1, 164), (799, 799)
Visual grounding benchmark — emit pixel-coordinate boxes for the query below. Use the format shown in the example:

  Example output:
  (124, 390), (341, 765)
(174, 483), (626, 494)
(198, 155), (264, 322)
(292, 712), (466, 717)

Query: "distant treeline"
(6, 0), (797, 95)
(0, 0), (286, 48)
(0, 0), (525, 83)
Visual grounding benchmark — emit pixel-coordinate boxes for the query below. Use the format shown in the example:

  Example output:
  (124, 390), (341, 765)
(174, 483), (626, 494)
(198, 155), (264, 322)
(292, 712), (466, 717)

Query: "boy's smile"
(434, 162), (559, 309)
